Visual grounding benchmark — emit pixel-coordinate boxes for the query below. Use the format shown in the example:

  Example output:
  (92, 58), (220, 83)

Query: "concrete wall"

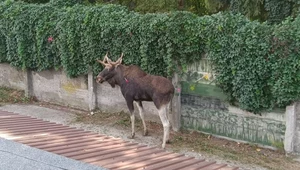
(181, 94), (285, 148)
(2, 63), (300, 153)
(96, 82), (161, 122)
(180, 59), (286, 149)
(30, 69), (90, 110)
(296, 103), (300, 153)
(285, 103), (300, 154)
(0, 64), (26, 90)
(0, 63), (160, 123)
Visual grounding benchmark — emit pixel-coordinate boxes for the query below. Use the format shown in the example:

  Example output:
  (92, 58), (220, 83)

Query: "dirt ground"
(69, 109), (300, 170)
(1, 87), (300, 170)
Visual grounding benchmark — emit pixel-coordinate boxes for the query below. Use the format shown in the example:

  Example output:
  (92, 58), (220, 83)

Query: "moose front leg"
(126, 100), (135, 139)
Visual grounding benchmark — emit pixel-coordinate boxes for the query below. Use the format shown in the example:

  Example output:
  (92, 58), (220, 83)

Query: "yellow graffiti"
(190, 84), (195, 91)
(203, 73), (210, 80)
(62, 82), (80, 93)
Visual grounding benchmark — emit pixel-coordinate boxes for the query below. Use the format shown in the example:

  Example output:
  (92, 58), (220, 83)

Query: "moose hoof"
(166, 139), (171, 144)
(128, 133), (135, 139)
(161, 143), (166, 149)
(143, 130), (149, 136)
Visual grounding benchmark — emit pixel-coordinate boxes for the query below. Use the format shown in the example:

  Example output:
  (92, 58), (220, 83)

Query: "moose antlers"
(97, 52), (123, 66)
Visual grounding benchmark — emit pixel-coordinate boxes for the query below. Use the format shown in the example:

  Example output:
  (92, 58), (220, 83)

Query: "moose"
(96, 53), (174, 148)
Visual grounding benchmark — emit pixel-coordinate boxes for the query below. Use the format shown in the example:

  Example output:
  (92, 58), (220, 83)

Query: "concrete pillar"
(170, 73), (181, 131)
(88, 67), (97, 111)
(284, 102), (300, 154)
(24, 69), (33, 97)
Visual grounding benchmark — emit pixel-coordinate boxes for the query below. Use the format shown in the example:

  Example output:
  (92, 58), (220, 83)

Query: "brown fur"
(96, 55), (174, 148)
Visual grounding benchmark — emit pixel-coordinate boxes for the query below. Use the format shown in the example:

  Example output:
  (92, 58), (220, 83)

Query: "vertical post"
(24, 69), (33, 97)
(88, 66), (97, 111)
(170, 73), (181, 131)
(284, 103), (297, 154)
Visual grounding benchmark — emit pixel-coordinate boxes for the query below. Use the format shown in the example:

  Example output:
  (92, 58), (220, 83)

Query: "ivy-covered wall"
(1, 0), (300, 114)
(180, 60), (285, 148)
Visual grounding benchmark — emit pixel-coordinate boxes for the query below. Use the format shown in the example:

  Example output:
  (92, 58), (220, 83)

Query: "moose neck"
(112, 65), (128, 87)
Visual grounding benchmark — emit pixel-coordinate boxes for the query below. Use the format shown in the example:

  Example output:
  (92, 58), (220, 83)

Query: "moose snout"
(96, 76), (104, 83)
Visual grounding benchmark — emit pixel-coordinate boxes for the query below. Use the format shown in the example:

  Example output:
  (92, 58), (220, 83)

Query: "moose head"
(96, 53), (123, 84)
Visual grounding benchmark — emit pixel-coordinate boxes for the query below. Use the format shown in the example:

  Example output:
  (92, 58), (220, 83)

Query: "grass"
(0, 87), (34, 104)
(272, 141), (285, 150)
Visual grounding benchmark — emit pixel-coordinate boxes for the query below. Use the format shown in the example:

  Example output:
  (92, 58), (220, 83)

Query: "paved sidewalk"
(0, 138), (106, 170)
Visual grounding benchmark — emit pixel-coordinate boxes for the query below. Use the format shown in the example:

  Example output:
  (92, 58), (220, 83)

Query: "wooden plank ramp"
(0, 110), (239, 170)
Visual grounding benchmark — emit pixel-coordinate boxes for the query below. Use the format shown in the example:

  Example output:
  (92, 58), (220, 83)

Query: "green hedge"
(0, 0), (203, 77)
(1, 0), (300, 113)
(205, 14), (300, 113)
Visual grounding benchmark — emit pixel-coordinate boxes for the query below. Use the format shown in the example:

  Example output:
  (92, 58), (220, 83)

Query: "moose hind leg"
(126, 100), (135, 139)
(135, 101), (148, 136)
(158, 104), (170, 149)
(166, 102), (171, 143)
(130, 112), (135, 139)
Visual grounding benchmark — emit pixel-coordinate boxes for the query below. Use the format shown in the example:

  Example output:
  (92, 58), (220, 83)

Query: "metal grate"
(0, 110), (239, 170)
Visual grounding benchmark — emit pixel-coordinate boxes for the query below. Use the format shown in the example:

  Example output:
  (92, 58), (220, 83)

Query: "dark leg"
(126, 100), (135, 139)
